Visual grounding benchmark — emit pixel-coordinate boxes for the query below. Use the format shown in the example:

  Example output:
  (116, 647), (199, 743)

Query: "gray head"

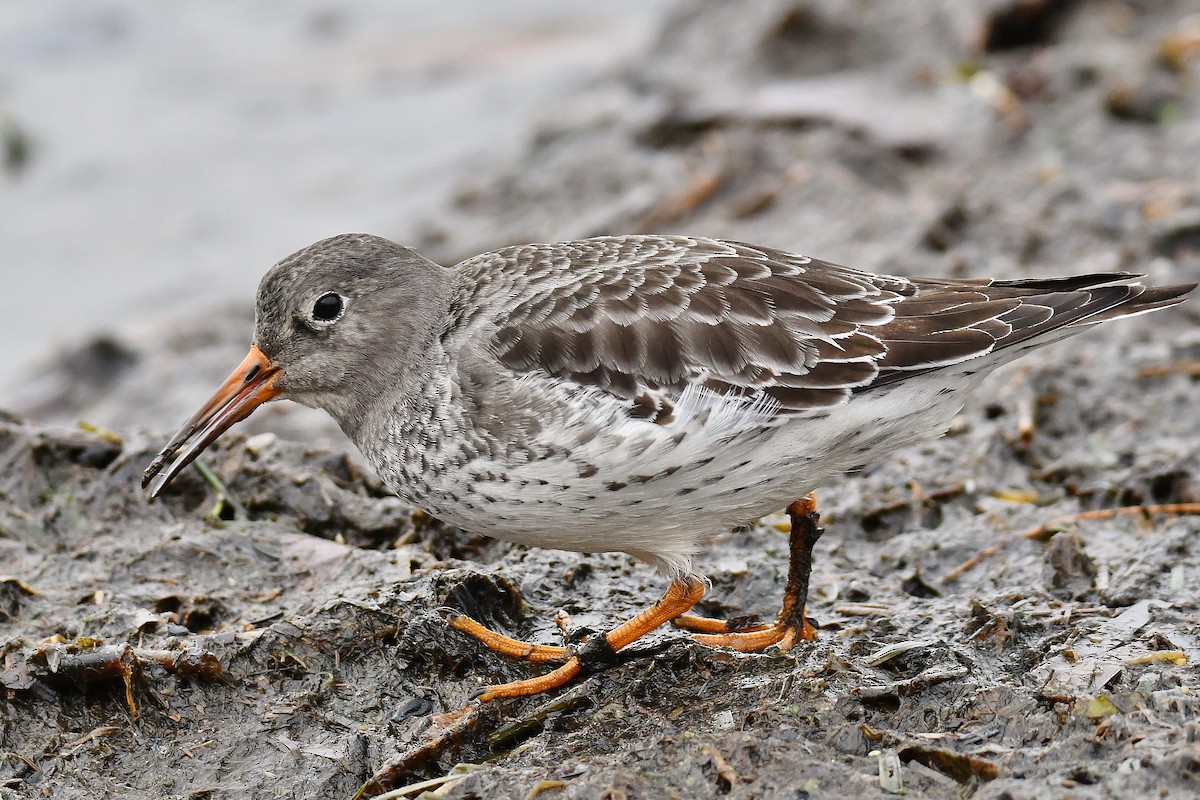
(142, 233), (453, 497)
(254, 233), (453, 419)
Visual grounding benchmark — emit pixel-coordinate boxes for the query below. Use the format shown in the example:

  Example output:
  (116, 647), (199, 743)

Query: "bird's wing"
(450, 235), (1169, 415)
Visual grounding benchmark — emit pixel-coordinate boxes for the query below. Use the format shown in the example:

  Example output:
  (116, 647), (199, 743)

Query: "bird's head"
(142, 233), (452, 498)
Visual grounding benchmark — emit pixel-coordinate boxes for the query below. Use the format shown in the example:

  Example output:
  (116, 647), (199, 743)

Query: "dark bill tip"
(142, 346), (281, 499)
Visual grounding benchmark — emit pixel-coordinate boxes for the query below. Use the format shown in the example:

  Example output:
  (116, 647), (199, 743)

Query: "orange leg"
(690, 494), (824, 652)
(447, 616), (567, 663)
(673, 614), (769, 634)
(465, 577), (706, 702)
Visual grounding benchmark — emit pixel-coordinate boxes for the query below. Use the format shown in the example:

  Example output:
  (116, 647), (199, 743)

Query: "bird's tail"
(866, 273), (1195, 389)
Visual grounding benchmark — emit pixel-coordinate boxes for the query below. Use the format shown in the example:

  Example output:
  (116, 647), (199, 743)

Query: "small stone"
(244, 432), (278, 455)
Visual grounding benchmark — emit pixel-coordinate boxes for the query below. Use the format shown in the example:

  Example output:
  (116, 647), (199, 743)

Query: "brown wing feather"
(455, 236), (899, 412)
(450, 235), (1194, 413)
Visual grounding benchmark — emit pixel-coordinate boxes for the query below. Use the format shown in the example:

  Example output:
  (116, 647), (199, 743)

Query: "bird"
(142, 233), (1194, 701)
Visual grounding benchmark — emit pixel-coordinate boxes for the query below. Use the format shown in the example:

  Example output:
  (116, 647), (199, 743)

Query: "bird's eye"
(311, 292), (345, 323)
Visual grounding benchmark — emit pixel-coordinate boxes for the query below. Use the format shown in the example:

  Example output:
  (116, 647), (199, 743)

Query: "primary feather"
(451, 235), (1189, 414)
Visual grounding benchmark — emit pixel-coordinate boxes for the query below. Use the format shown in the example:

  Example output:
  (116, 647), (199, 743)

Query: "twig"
(524, 780), (568, 800)
(1020, 503), (1200, 541)
(855, 665), (969, 701)
(0, 576), (38, 595)
(940, 544), (1004, 583)
(700, 745), (740, 789)
(1135, 359), (1200, 379)
(1015, 391), (1035, 452)
(371, 764), (484, 800)
(942, 503), (1200, 583)
(58, 726), (121, 758)
(14, 643), (230, 720)
(638, 169), (724, 229)
(835, 603), (893, 617)
(354, 705), (493, 799)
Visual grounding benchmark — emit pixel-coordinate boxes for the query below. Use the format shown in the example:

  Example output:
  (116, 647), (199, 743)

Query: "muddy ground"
(4, 1), (1200, 798)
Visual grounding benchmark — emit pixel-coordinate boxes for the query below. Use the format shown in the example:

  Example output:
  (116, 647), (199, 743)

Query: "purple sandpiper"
(143, 234), (1194, 700)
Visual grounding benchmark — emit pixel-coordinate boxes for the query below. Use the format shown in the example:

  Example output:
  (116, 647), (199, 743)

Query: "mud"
(4, 1), (1200, 798)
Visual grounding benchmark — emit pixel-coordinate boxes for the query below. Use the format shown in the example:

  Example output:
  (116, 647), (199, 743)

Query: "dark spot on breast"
(575, 423), (601, 445)
(605, 481), (628, 492)
(639, 392), (667, 417)
(678, 486), (697, 495)
(630, 474), (654, 484)
(671, 431), (687, 445)
(631, 391), (676, 424)
(662, 465), (682, 477)
(578, 464), (599, 478)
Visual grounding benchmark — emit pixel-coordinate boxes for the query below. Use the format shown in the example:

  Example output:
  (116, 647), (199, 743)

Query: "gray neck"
(328, 330), (446, 444)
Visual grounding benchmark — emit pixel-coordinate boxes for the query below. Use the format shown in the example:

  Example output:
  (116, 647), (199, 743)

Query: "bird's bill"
(142, 345), (282, 499)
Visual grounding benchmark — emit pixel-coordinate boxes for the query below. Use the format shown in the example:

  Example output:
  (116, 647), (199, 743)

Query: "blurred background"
(2, 0), (1198, 442)
(0, 0), (671, 428)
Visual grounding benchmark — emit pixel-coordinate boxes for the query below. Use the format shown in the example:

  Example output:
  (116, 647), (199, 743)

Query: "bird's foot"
(463, 577), (705, 702)
(672, 613), (768, 634)
(691, 611), (818, 652)
(448, 615), (567, 663)
(683, 493), (824, 653)
(470, 657), (583, 702)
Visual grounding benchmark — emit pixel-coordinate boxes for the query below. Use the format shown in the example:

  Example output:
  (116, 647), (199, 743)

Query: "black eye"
(312, 292), (344, 322)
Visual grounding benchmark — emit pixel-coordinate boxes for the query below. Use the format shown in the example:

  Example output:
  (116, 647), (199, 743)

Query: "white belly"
(378, 372), (976, 577)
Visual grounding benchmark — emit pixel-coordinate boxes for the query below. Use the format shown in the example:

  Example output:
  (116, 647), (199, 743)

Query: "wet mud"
(4, 1), (1200, 798)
